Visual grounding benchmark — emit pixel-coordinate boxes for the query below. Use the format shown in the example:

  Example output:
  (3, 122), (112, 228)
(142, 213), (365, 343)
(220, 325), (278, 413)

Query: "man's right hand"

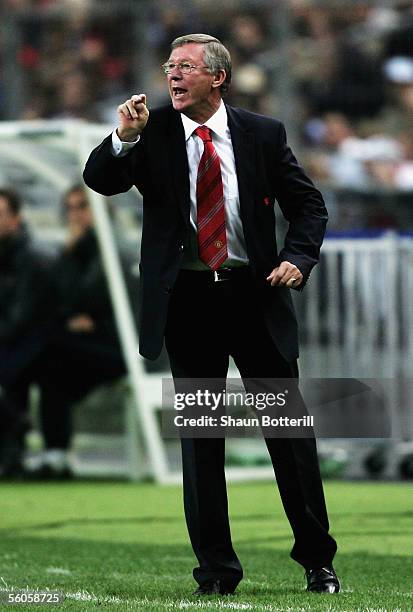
(116, 93), (149, 142)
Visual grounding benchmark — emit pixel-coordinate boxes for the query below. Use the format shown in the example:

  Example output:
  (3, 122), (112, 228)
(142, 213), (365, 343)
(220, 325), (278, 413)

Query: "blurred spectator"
(224, 14), (269, 112)
(29, 185), (127, 479)
(307, 113), (403, 191)
(369, 56), (413, 139)
(296, 5), (385, 121)
(52, 70), (94, 121)
(0, 188), (55, 478)
(306, 113), (369, 189)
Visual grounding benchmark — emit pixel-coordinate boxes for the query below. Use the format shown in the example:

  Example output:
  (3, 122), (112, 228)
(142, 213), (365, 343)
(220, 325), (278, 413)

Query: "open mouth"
(172, 87), (188, 98)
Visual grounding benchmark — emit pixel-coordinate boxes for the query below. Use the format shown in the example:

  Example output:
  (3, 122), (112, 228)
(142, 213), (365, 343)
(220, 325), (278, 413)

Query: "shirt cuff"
(111, 129), (140, 157)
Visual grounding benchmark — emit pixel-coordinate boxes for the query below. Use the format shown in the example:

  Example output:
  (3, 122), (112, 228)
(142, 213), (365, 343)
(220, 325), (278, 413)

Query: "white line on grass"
(46, 567), (72, 576)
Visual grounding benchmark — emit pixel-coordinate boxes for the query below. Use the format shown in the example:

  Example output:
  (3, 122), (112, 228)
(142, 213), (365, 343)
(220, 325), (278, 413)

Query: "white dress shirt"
(111, 100), (249, 269)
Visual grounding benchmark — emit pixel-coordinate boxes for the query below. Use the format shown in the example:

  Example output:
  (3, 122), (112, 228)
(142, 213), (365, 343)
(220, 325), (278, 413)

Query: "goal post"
(78, 124), (170, 483)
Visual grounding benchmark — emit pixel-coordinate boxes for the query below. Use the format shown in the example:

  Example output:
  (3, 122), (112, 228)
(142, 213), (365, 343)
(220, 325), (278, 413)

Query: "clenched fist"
(117, 93), (149, 142)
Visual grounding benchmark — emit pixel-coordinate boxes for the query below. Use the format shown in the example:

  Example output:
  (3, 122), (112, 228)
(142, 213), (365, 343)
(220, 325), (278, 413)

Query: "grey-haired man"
(84, 33), (339, 597)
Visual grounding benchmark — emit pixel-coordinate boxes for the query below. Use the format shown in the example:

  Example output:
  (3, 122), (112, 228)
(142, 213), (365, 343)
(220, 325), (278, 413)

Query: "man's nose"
(168, 64), (182, 81)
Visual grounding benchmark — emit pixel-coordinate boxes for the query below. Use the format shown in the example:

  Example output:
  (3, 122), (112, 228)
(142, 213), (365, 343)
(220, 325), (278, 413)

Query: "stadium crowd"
(1, 0), (413, 202)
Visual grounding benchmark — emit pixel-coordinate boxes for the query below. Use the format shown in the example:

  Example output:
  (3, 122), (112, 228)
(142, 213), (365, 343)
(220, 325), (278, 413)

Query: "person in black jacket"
(83, 34), (339, 596)
(30, 185), (127, 478)
(0, 188), (55, 477)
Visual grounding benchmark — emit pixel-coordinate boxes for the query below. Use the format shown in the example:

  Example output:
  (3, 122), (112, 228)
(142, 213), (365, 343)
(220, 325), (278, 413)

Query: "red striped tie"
(195, 126), (227, 270)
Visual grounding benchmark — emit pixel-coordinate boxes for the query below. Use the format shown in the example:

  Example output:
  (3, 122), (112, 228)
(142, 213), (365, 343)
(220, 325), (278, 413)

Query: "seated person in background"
(31, 185), (126, 478)
(0, 188), (55, 478)
(31, 185), (128, 479)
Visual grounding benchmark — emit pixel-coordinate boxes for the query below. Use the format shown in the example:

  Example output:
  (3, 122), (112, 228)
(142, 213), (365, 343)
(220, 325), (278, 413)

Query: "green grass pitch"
(0, 480), (412, 611)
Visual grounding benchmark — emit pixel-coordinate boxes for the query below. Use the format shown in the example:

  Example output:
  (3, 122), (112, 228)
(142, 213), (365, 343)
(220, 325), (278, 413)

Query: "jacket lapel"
(226, 105), (256, 227)
(167, 107), (191, 228)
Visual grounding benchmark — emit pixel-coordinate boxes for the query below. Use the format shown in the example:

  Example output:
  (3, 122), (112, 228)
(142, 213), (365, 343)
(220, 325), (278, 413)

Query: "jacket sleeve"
(272, 122), (328, 289)
(83, 132), (146, 196)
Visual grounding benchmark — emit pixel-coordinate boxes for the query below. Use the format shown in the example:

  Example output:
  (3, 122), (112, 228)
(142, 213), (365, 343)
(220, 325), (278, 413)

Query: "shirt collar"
(180, 99), (228, 141)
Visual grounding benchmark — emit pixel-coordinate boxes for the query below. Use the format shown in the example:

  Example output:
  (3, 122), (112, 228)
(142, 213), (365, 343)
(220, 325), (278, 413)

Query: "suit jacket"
(83, 103), (328, 361)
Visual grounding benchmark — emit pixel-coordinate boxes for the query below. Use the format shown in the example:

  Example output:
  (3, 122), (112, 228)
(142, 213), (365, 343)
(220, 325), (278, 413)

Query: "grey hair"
(171, 33), (232, 94)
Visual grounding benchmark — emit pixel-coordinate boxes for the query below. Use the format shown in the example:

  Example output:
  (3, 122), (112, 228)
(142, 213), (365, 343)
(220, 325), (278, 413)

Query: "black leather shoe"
(306, 566), (340, 593)
(193, 580), (234, 596)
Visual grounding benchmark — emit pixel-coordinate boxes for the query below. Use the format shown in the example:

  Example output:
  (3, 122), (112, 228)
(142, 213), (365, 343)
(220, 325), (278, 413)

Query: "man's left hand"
(266, 261), (303, 288)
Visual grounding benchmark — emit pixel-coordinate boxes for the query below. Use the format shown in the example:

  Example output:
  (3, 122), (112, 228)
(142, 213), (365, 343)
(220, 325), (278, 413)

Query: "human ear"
(211, 69), (226, 89)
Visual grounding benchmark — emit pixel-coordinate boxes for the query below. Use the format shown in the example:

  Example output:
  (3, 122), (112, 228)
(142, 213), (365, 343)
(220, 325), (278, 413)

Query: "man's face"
(166, 43), (223, 121)
(0, 197), (20, 239)
(64, 190), (93, 233)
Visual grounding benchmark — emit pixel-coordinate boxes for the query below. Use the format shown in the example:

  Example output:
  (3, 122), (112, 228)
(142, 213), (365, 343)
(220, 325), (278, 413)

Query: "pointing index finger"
(132, 93), (146, 106)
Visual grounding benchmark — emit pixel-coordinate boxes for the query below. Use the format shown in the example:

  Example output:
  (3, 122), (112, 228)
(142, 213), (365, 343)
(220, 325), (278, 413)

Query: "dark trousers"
(37, 331), (126, 449)
(164, 269), (337, 591)
(0, 329), (51, 471)
(1, 331), (126, 451)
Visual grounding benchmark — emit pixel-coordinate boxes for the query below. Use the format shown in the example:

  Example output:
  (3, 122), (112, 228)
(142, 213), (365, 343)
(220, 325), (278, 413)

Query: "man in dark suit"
(84, 33), (339, 596)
